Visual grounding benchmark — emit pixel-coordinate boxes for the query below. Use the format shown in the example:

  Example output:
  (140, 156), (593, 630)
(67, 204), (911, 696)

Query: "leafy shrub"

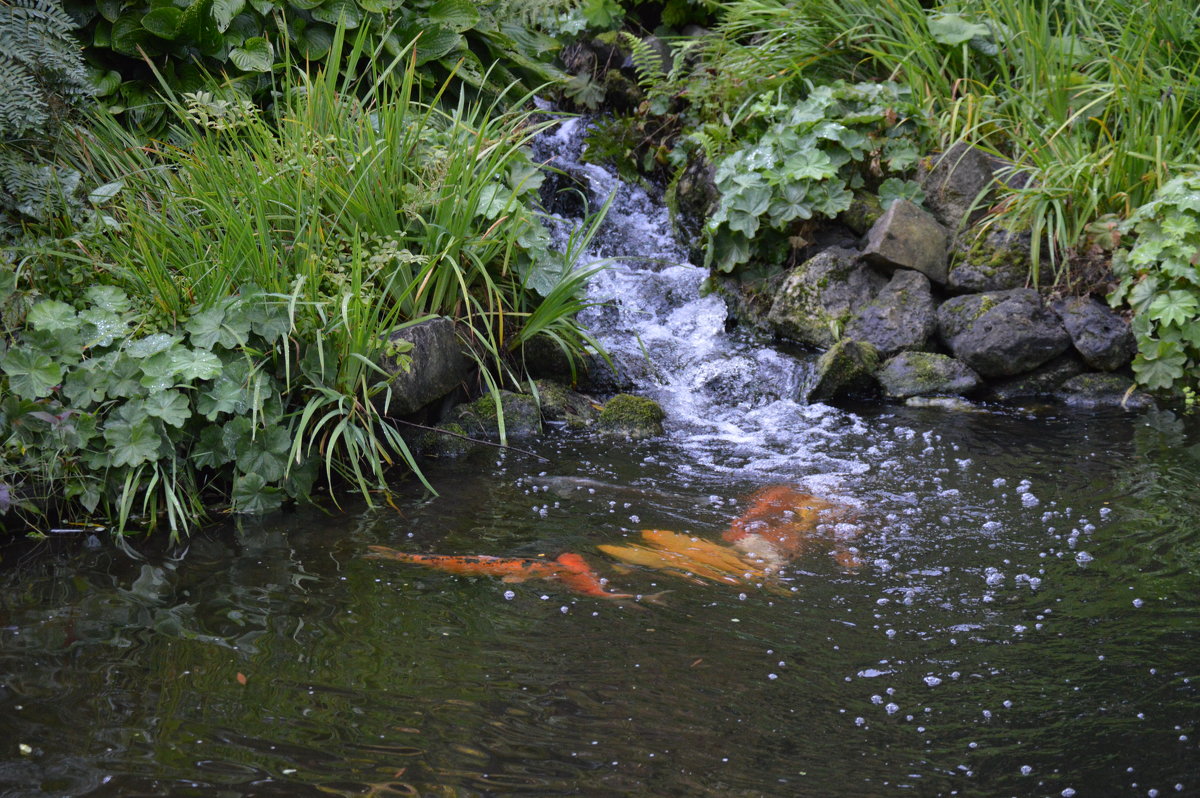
(71, 0), (574, 132)
(1110, 174), (1200, 393)
(702, 81), (928, 274)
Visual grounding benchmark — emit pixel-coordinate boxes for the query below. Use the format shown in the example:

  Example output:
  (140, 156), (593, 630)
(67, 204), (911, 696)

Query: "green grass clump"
(0, 31), (607, 537)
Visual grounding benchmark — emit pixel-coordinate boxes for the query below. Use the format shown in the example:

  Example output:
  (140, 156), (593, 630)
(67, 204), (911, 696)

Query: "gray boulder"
(805, 339), (880, 403)
(1055, 373), (1155, 411)
(947, 226), (1031, 293)
(380, 317), (471, 417)
(534, 379), (599, 428)
(937, 288), (1071, 377)
(987, 353), (1086, 401)
(918, 142), (1006, 231)
(862, 199), (951, 284)
(767, 247), (885, 349)
(1052, 296), (1136, 371)
(844, 269), (937, 357)
(878, 352), (981, 399)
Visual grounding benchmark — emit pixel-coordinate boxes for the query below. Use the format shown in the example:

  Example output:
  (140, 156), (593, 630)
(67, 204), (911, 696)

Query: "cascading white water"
(538, 119), (869, 482)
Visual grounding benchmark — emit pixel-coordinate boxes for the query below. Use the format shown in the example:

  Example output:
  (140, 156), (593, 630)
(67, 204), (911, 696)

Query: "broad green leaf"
(1148, 289), (1198, 328)
(105, 416), (163, 468)
(298, 24), (334, 60)
(139, 351), (180, 392)
(0, 269), (15, 305)
(142, 390), (192, 427)
(170, 348), (223, 381)
(97, 0), (122, 22)
(427, 0), (480, 32)
(192, 425), (231, 469)
(477, 183), (513, 219)
(782, 149), (835, 182)
(710, 229), (752, 274)
(196, 377), (245, 420)
(126, 333), (178, 358)
(88, 69), (122, 98)
(928, 13), (991, 46)
(141, 7), (183, 39)
(1, 348), (63, 399)
(410, 26), (461, 65)
(63, 360), (108, 405)
(232, 472), (282, 514)
(211, 0), (244, 32)
(311, 0), (361, 28)
(1132, 347), (1187, 391)
(879, 177), (926, 209)
(230, 36), (273, 71)
(726, 210), (760, 238)
(730, 185), (771, 217)
(28, 300), (77, 332)
(80, 307), (128, 348)
(235, 425), (290, 482)
(86, 285), (131, 313)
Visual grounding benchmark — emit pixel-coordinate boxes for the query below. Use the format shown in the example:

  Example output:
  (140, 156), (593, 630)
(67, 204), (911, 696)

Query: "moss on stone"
(597, 393), (665, 439)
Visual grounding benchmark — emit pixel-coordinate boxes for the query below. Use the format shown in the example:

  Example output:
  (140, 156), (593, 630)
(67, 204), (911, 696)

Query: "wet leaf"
(2, 347), (63, 399)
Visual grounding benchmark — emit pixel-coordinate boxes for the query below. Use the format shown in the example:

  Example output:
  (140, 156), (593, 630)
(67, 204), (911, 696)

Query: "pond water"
(3, 119), (1199, 796)
(2, 407), (1199, 796)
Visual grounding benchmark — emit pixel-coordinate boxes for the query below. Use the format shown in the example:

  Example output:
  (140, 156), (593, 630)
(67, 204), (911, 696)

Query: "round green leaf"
(230, 36), (273, 71)
(2, 347), (63, 399)
(142, 7), (183, 39)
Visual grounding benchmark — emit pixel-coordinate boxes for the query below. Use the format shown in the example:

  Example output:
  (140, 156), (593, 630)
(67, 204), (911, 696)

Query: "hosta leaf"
(142, 390), (192, 428)
(28, 300), (77, 332)
(1, 347), (63, 399)
(411, 25), (461, 65)
(311, 0), (361, 28)
(104, 416), (163, 467)
(211, 0), (244, 32)
(298, 24), (334, 60)
(426, 0), (480, 33)
(142, 7), (183, 39)
(230, 36), (273, 71)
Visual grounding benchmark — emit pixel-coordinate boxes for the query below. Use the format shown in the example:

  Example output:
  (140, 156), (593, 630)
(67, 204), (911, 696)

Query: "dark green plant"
(71, 0), (575, 133)
(1, 0), (95, 237)
(1110, 173), (1200, 393)
(703, 81), (928, 274)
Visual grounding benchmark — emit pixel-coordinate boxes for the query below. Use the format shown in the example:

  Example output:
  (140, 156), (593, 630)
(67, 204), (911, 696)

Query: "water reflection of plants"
(1, 34), (603, 537)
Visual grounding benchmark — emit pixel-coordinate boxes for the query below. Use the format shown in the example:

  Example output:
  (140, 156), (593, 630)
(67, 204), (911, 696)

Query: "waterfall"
(537, 118), (868, 483)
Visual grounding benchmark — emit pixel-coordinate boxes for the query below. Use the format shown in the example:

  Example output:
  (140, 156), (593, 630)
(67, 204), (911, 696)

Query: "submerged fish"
(722, 485), (860, 569)
(599, 530), (768, 586)
(365, 546), (640, 601)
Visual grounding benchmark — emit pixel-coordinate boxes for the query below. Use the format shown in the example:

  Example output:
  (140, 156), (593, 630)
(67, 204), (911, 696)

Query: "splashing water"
(538, 118), (867, 482)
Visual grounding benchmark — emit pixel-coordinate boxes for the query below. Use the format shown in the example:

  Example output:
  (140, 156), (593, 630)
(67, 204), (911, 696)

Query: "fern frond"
(619, 31), (668, 94)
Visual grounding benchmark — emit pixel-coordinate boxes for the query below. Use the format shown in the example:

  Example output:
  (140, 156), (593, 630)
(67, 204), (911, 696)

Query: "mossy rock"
(1055, 373), (1156, 412)
(596, 393), (665, 440)
(878, 352), (981, 399)
(449, 390), (542, 441)
(839, 191), (884, 236)
(535, 379), (599, 428)
(804, 339), (880, 403)
(416, 421), (474, 458)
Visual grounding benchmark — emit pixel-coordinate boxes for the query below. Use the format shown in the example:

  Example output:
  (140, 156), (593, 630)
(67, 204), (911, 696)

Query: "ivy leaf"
(105, 416), (163, 468)
(232, 472), (282, 514)
(1148, 289), (1198, 328)
(1, 347), (63, 399)
(28, 300), (78, 332)
(142, 390), (192, 428)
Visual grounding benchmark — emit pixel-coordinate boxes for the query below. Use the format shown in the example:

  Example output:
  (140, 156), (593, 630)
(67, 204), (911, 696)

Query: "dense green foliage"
(1, 30), (604, 536)
(1111, 174), (1200, 393)
(702, 81), (927, 274)
(1, 0), (94, 236)
(70, 0), (575, 131)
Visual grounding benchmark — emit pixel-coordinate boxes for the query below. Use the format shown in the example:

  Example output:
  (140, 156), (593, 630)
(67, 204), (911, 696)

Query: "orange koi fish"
(365, 546), (640, 601)
(721, 485), (860, 569)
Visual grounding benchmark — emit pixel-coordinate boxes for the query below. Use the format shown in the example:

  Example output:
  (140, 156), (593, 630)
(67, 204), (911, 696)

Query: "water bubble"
(870, 695), (883, 705)
(1021, 492), (1040, 507)
(1133, 598), (1144, 608)
(503, 590), (515, 600)
(885, 703), (899, 714)
(1075, 551), (1094, 564)
(1063, 789), (1077, 797)
(1020, 765), (1032, 775)
(855, 717), (866, 727)
(768, 673), (778, 680)
(924, 676), (942, 687)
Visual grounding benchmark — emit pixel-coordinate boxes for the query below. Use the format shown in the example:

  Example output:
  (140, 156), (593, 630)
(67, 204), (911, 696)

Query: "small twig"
(390, 418), (550, 461)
